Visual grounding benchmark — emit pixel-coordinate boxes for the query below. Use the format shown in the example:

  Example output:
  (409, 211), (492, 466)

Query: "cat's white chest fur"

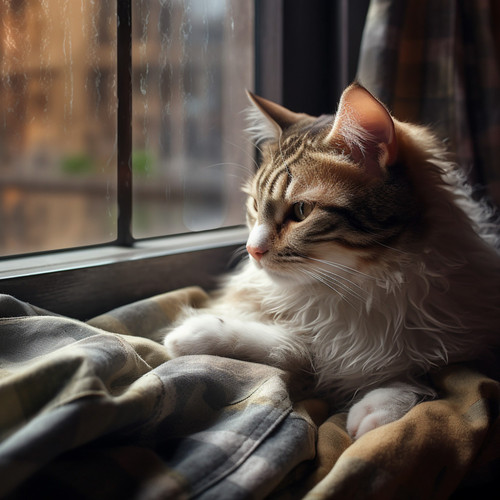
(166, 264), (409, 438)
(205, 262), (419, 394)
(164, 261), (426, 439)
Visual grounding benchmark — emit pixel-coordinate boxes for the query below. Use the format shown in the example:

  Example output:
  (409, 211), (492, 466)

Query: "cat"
(164, 83), (500, 439)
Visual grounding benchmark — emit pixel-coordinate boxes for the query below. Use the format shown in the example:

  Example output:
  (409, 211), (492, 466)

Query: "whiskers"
(307, 256), (376, 280)
(298, 258), (371, 308)
(223, 136), (261, 169)
(365, 231), (410, 255)
(229, 244), (249, 267)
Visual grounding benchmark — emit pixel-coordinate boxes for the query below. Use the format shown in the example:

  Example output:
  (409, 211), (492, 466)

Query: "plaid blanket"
(0, 289), (499, 499)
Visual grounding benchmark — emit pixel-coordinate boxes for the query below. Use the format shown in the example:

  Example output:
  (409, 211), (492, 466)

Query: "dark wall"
(256, 0), (370, 116)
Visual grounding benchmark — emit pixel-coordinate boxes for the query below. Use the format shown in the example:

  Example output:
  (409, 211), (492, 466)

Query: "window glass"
(0, 0), (117, 257)
(0, 0), (254, 258)
(131, 0), (254, 237)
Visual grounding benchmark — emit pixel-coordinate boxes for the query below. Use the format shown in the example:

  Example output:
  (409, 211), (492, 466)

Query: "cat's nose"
(246, 243), (268, 262)
(247, 223), (270, 262)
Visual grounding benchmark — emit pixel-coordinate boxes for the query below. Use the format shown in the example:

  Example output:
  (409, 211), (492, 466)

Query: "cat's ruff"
(164, 83), (500, 439)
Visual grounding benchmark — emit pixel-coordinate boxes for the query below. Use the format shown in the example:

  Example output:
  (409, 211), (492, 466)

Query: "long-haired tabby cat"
(164, 83), (500, 439)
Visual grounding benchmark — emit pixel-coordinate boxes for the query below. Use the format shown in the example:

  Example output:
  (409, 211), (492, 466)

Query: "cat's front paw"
(163, 315), (232, 358)
(346, 385), (419, 440)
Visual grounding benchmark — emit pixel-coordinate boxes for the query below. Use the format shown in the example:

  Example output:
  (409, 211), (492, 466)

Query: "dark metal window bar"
(116, 0), (134, 247)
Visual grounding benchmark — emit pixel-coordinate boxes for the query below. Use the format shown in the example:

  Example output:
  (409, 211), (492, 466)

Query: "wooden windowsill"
(0, 227), (248, 320)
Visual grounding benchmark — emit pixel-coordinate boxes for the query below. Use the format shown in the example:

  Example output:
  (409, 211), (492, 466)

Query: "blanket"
(0, 289), (499, 499)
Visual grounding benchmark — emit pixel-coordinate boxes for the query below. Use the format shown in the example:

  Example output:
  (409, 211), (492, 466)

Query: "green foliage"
(61, 153), (95, 175)
(132, 149), (155, 176)
(60, 150), (155, 176)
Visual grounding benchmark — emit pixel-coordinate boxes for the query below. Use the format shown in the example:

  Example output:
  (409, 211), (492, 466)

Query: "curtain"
(357, 0), (500, 206)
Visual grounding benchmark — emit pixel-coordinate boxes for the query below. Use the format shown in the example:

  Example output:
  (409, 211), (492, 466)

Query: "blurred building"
(0, 0), (253, 256)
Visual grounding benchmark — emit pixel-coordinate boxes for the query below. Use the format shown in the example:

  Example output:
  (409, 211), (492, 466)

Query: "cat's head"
(244, 83), (424, 284)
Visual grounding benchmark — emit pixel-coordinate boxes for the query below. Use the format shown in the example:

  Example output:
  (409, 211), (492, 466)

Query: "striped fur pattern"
(164, 84), (500, 438)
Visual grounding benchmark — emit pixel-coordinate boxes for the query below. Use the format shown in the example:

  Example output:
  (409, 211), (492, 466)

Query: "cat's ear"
(245, 90), (307, 144)
(326, 83), (397, 176)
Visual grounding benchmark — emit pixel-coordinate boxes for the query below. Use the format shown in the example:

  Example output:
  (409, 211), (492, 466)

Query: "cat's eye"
(292, 201), (314, 221)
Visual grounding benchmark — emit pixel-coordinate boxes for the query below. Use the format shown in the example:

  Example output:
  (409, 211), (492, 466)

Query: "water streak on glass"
(0, 0), (253, 256)
(131, 0), (254, 237)
(0, 0), (118, 256)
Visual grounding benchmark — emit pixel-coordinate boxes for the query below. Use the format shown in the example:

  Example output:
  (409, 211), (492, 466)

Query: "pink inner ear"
(329, 84), (398, 173)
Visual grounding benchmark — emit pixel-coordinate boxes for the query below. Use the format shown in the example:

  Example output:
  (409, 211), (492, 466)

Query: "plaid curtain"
(357, 0), (500, 206)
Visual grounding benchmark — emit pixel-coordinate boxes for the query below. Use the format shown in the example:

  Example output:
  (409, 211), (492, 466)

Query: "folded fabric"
(0, 289), (499, 499)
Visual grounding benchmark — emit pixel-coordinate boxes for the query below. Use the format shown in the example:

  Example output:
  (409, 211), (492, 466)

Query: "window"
(0, 0), (118, 256)
(0, 0), (253, 257)
(0, 0), (369, 318)
(131, 0), (253, 238)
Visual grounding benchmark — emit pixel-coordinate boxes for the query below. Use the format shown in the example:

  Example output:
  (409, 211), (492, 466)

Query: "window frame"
(0, 227), (248, 319)
(0, 0), (369, 320)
